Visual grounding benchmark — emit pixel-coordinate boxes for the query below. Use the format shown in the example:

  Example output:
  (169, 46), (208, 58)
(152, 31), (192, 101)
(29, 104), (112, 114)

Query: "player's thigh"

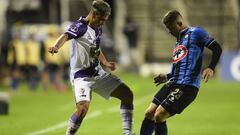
(93, 73), (133, 102)
(161, 84), (199, 115)
(144, 103), (158, 120)
(154, 105), (171, 122)
(152, 84), (172, 106)
(110, 83), (133, 103)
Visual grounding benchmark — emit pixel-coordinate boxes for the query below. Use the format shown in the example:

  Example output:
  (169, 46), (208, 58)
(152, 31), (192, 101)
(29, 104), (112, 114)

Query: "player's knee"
(121, 86), (134, 104)
(144, 109), (155, 120)
(76, 102), (89, 119)
(126, 88), (134, 101)
(125, 90), (134, 104)
(154, 109), (168, 123)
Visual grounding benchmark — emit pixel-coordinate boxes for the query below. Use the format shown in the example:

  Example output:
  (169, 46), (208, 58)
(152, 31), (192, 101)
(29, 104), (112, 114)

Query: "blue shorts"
(152, 83), (199, 115)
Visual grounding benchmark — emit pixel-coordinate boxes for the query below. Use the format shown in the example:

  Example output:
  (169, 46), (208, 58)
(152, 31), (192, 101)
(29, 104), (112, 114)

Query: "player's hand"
(104, 61), (116, 71)
(48, 46), (58, 55)
(154, 74), (167, 86)
(202, 68), (214, 83)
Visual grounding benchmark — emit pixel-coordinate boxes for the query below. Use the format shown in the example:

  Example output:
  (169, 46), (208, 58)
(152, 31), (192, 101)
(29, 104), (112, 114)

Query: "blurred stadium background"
(0, 0), (240, 135)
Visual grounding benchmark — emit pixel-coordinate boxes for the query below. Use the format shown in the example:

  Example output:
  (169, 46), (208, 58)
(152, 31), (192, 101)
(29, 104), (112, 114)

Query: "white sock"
(120, 104), (134, 135)
(66, 113), (82, 135)
(66, 120), (80, 135)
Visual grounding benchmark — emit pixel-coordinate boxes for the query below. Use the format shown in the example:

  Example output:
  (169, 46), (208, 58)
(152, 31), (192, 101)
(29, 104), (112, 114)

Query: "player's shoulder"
(67, 17), (88, 37)
(72, 17), (88, 29)
(190, 27), (208, 35)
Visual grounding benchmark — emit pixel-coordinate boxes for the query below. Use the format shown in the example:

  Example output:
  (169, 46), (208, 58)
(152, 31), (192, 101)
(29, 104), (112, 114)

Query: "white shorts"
(72, 68), (122, 103)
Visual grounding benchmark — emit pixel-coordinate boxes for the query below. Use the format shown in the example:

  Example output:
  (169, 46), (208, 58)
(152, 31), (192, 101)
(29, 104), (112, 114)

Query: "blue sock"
(70, 113), (82, 125)
(154, 121), (167, 135)
(66, 113), (82, 135)
(140, 118), (155, 135)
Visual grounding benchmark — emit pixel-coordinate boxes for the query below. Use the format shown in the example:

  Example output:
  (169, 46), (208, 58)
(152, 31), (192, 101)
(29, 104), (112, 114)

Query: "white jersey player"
(48, 1), (134, 135)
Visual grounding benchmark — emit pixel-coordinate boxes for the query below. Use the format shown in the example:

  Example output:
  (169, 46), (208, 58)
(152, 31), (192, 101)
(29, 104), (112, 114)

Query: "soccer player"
(140, 10), (222, 135)
(48, 1), (134, 135)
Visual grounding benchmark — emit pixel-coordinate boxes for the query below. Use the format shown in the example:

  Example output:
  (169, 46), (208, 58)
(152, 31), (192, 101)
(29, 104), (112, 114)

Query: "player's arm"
(202, 41), (222, 82)
(98, 49), (116, 71)
(48, 34), (70, 55)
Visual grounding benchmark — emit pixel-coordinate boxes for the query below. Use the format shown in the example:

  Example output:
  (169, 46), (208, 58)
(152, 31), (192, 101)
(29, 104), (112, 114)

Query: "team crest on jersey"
(79, 88), (86, 97)
(80, 88), (85, 94)
(172, 45), (188, 63)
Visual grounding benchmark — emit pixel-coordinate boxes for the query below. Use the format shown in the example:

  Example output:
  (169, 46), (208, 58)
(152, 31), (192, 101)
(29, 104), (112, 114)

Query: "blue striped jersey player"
(140, 10), (222, 135)
(170, 26), (216, 88)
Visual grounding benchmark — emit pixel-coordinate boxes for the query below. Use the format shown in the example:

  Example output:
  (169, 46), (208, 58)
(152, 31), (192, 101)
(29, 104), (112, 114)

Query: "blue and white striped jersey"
(170, 27), (215, 88)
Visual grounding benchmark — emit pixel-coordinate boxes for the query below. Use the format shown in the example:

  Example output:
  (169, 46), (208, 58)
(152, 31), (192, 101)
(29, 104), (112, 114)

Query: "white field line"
(26, 93), (154, 135)
(26, 111), (102, 135)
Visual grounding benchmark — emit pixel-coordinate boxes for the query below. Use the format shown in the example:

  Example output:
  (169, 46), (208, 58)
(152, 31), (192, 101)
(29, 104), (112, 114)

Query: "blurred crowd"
(1, 24), (70, 92)
(0, 14), (141, 92)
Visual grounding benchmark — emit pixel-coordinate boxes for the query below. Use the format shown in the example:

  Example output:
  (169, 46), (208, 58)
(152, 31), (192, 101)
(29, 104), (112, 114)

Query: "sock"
(140, 117), (155, 135)
(120, 103), (134, 135)
(154, 121), (167, 135)
(66, 113), (82, 135)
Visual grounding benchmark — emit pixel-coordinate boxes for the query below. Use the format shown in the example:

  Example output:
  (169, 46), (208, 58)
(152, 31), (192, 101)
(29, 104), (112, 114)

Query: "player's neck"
(176, 26), (188, 40)
(85, 14), (96, 29)
(180, 25), (188, 32)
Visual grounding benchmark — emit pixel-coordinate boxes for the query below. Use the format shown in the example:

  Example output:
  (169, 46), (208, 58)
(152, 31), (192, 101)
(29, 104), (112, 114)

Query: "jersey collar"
(177, 27), (189, 41)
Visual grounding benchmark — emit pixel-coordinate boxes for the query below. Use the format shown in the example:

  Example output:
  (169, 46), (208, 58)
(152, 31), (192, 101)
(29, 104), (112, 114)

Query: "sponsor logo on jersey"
(173, 45), (188, 63)
(70, 26), (78, 33)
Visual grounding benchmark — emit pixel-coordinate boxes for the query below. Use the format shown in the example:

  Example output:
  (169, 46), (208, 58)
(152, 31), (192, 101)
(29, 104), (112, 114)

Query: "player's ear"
(92, 11), (98, 18)
(177, 21), (182, 27)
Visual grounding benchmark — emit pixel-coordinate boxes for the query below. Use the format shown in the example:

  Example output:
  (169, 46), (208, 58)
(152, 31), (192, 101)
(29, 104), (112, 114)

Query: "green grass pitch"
(0, 73), (240, 135)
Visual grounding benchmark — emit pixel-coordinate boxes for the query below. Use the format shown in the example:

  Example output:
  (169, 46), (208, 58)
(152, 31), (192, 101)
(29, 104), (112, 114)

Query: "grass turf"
(0, 73), (240, 135)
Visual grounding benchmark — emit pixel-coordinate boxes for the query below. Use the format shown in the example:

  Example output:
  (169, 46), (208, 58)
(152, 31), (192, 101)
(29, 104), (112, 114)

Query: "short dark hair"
(92, 0), (111, 16)
(162, 10), (182, 25)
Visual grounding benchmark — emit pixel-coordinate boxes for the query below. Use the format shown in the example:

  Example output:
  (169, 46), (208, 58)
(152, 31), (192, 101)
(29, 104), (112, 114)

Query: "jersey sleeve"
(193, 27), (215, 48)
(65, 20), (88, 39)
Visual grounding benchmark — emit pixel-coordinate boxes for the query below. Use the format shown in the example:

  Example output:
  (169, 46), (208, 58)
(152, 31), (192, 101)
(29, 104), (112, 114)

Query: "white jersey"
(65, 17), (103, 80)
(65, 17), (122, 102)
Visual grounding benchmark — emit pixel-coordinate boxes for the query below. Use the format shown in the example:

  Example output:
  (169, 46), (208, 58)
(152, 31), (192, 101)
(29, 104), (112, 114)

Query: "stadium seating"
(124, 0), (239, 62)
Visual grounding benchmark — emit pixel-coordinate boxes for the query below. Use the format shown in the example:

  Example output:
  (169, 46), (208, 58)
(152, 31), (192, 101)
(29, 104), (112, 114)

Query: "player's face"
(93, 14), (109, 27)
(165, 23), (181, 37)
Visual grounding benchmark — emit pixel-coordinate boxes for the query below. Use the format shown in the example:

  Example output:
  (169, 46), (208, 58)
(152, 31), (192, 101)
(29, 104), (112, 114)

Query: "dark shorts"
(152, 83), (199, 115)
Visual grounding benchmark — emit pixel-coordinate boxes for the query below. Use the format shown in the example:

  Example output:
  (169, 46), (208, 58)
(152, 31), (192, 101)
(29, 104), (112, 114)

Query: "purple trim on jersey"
(120, 104), (134, 110)
(65, 17), (88, 39)
(74, 66), (99, 79)
(94, 27), (103, 48)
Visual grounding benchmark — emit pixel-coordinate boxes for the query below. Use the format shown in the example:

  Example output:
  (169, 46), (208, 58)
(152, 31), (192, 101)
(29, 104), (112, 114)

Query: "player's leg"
(153, 84), (199, 135)
(110, 83), (134, 135)
(66, 79), (92, 135)
(140, 103), (158, 135)
(66, 101), (90, 135)
(154, 105), (171, 135)
(140, 84), (171, 135)
(152, 84), (177, 135)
